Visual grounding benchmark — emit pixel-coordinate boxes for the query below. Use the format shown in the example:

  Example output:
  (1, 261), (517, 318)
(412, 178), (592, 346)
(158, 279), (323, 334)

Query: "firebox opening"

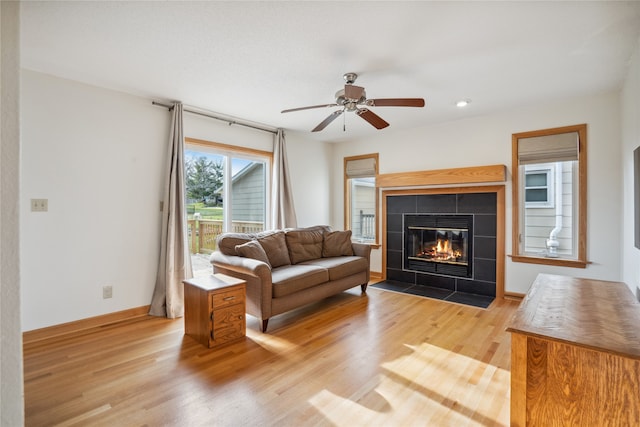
(408, 227), (469, 266)
(404, 214), (473, 279)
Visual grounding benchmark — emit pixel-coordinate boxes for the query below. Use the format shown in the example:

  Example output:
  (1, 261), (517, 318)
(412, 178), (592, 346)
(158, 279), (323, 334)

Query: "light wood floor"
(23, 287), (520, 426)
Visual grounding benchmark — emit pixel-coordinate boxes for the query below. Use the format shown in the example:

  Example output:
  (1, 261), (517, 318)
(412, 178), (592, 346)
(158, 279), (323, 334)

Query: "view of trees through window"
(186, 156), (223, 207)
(184, 142), (271, 276)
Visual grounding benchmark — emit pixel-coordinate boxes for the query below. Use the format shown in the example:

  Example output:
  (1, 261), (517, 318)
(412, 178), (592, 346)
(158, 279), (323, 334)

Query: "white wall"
(21, 71), (169, 331)
(1, 2), (24, 424)
(621, 37), (640, 297)
(284, 130), (334, 228)
(185, 113), (273, 152)
(330, 92), (623, 294)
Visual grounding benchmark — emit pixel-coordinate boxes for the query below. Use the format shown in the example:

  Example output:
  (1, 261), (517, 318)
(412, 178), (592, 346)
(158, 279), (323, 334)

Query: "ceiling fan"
(281, 73), (425, 132)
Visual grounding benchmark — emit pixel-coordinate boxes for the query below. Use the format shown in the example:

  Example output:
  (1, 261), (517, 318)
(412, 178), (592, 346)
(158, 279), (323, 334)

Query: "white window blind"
(518, 132), (579, 165)
(345, 157), (377, 178)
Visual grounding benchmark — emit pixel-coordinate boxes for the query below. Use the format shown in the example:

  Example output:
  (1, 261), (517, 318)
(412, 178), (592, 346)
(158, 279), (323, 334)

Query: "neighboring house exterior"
(523, 162), (575, 256)
(230, 162), (266, 223)
(351, 177), (376, 241)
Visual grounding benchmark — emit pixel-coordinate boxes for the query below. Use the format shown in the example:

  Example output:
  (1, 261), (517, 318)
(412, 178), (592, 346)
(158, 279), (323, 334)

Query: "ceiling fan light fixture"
(456, 99), (471, 108)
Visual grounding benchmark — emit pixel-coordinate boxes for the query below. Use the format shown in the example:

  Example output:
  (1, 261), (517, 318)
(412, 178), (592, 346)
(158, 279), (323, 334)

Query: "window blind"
(346, 157), (377, 178)
(518, 131), (579, 165)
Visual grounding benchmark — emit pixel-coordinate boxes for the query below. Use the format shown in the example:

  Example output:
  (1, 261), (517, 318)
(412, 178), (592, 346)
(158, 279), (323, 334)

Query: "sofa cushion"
(285, 228), (324, 264)
(217, 232), (253, 256)
(235, 240), (271, 268)
(271, 264), (329, 298)
(322, 230), (354, 257)
(257, 231), (291, 268)
(301, 256), (368, 281)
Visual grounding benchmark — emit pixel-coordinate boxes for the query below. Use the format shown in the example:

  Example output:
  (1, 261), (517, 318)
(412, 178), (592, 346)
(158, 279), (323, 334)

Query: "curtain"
(149, 102), (193, 318)
(271, 129), (297, 229)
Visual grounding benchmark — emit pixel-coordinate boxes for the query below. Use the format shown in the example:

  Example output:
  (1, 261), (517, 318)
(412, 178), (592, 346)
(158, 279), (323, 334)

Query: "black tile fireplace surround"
(382, 192), (497, 307)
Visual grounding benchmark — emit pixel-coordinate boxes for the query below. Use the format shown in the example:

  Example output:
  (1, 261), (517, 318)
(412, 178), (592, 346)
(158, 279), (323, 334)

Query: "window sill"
(353, 241), (381, 250)
(509, 254), (588, 269)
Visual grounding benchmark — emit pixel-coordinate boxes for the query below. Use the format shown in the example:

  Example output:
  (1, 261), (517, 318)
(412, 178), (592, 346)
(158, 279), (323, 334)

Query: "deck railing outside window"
(187, 219), (264, 254)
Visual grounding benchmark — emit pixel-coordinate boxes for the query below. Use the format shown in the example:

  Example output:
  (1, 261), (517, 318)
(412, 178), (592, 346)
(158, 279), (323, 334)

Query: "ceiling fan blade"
(281, 103), (339, 113)
(312, 110), (343, 132)
(356, 108), (389, 129)
(366, 98), (425, 107)
(344, 84), (365, 100)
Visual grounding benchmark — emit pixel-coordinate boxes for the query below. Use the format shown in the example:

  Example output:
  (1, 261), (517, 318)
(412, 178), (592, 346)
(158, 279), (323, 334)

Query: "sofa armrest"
(210, 251), (270, 276)
(351, 242), (371, 283)
(351, 242), (372, 259)
(210, 251), (273, 320)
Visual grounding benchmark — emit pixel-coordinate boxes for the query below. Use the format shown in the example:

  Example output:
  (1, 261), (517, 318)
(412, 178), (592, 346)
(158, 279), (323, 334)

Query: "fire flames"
(417, 237), (462, 261)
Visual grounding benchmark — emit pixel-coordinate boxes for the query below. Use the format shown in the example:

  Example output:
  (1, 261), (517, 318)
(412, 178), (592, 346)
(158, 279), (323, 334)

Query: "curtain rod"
(152, 101), (277, 135)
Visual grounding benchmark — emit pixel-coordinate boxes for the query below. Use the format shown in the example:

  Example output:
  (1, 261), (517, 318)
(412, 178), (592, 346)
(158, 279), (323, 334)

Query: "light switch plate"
(31, 199), (48, 212)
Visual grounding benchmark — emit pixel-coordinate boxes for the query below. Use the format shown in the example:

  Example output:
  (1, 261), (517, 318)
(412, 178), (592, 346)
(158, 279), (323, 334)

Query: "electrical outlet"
(103, 285), (113, 299)
(31, 198), (48, 212)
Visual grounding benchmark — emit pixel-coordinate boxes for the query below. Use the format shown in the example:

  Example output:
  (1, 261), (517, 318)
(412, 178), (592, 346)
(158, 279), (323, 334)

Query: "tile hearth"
(371, 280), (495, 309)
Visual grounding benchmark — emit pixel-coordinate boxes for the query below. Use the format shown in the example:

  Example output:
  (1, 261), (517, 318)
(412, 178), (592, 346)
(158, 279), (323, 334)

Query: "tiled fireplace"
(385, 192), (498, 300)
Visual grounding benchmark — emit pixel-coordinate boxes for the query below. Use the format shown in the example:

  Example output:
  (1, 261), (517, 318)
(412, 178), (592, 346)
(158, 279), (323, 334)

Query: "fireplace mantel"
(377, 164), (506, 188)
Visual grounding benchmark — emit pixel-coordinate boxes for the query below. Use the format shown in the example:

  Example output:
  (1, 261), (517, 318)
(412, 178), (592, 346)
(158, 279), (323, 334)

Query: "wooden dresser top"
(507, 273), (640, 359)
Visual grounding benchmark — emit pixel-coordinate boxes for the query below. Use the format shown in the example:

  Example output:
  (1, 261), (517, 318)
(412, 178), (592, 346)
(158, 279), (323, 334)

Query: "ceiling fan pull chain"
(343, 110), (346, 132)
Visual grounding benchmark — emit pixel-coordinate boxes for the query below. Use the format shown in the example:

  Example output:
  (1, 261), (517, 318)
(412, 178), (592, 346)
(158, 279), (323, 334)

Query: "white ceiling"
(20, 1), (640, 143)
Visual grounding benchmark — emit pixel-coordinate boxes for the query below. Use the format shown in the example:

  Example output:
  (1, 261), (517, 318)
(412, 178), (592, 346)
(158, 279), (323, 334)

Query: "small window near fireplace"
(344, 153), (379, 245)
(512, 124), (587, 267)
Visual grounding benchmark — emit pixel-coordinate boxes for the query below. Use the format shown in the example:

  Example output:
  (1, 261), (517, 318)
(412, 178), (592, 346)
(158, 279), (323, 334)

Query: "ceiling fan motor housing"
(335, 88), (366, 111)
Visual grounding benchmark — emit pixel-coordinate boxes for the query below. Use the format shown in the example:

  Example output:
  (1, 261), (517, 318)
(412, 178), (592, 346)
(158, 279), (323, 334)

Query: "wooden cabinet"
(507, 274), (640, 426)
(183, 274), (246, 348)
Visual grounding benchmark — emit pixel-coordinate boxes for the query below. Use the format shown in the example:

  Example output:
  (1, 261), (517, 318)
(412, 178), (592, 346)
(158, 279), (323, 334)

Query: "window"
(524, 165), (554, 208)
(511, 124), (587, 267)
(184, 137), (272, 274)
(344, 154), (378, 244)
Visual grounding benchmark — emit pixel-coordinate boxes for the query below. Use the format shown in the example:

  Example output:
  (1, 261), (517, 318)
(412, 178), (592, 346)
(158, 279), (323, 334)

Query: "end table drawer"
(212, 288), (244, 309)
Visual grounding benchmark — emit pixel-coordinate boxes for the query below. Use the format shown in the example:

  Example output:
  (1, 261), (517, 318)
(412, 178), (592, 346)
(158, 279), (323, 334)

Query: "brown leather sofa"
(210, 226), (371, 332)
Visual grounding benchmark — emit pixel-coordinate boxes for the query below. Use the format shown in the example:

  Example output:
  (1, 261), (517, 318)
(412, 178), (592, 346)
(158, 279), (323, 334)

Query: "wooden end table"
(183, 274), (246, 348)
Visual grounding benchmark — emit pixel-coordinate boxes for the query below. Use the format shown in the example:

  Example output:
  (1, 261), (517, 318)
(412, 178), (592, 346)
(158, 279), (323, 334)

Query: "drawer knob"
(223, 296), (236, 301)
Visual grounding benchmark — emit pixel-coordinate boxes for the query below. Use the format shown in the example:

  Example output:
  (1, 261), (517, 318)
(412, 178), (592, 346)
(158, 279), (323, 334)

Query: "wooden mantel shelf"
(377, 164), (506, 188)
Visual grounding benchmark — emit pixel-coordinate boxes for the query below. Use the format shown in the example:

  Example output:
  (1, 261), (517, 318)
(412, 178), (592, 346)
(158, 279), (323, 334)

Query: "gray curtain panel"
(271, 129), (297, 229)
(150, 102), (193, 318)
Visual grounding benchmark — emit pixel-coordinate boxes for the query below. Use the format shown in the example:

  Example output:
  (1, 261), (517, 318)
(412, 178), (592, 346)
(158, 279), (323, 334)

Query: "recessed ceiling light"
(456, 99), (471, 108)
